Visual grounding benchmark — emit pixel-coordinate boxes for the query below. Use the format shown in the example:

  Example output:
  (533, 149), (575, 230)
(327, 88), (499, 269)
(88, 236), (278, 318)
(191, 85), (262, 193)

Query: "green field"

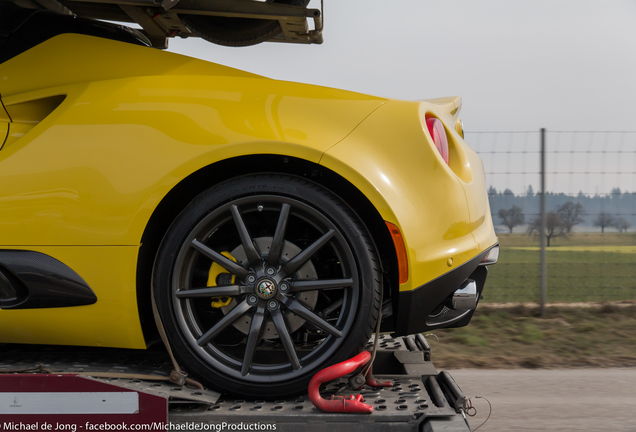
(431, 304), (636, 369)
(498, 232), (636, 247)
(484, 233), (636, 303)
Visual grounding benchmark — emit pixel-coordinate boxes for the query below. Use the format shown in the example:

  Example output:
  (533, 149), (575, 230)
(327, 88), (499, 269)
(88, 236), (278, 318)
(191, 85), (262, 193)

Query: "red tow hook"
(365, 367), (392, 388)
(309, 350), (392, 413)
(309, 351), (373, 413)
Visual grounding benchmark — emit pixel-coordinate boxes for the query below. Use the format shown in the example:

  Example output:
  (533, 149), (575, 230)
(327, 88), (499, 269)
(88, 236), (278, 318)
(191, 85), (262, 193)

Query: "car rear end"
(320, 96), (499, 335)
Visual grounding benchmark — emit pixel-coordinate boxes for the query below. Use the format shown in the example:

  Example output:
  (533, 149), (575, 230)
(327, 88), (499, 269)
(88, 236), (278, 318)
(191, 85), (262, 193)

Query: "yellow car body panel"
(322, 100), (497, 293)
(0, 34), (260, 98)
(0, 33), (496, 349)
(0, 35), (385, 247)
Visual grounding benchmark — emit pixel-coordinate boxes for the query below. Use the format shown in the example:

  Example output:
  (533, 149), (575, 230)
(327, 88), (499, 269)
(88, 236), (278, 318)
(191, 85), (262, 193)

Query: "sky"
(168, 0), (636, 133)
(167, 1), (636, 195)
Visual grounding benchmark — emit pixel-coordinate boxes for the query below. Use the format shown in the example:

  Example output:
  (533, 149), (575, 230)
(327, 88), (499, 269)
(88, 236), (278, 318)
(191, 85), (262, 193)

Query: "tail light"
(426, 117), (449, 164)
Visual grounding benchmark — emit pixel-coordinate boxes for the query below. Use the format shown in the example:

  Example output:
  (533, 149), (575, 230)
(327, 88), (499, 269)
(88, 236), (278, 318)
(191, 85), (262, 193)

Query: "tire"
(153, 174), (381, 399)
(180, 0), (309, 47)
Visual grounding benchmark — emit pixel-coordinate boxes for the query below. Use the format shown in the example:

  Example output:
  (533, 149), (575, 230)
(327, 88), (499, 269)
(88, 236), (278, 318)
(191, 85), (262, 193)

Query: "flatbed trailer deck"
(0, 335), (472, 431)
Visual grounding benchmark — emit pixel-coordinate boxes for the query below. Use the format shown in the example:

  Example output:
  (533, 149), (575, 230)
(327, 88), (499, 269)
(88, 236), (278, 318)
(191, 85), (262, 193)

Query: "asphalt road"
(447, 368), (636, 432)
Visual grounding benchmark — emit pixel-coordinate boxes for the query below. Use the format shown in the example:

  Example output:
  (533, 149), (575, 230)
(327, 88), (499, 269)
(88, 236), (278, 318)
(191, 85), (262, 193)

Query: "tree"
(488, 186), (497, 197)
(611, 187), (622, 197)
(613, 217), (631, 233)
(593, 212), (615, 233)
(526, 185), (534, 197)
(527, 211), (565, 247)
(498, 205), (525, 233)
(557, 202), (586, 233)
(503, 188), (514, 196)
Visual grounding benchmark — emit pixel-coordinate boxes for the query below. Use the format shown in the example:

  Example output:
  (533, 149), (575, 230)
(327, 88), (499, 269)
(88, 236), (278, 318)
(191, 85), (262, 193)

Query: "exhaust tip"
(451, 280), (478, 310)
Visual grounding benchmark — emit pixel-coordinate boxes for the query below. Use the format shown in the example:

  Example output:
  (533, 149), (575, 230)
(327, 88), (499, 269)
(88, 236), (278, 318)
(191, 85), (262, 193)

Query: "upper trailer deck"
(1, 0), (323, 48)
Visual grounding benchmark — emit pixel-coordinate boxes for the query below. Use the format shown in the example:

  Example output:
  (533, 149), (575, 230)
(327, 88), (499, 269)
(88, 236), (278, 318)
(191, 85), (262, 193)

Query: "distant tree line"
(490, 186), (635, 239)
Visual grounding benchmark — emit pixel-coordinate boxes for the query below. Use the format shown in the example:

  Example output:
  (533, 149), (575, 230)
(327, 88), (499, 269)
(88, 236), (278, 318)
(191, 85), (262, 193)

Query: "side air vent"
(0, 272), (16, 301)
(1, 95), (65, 150)
(4, 94), (66, 124)
(0, 250), (97, 309)
(0, 264), (29, 308)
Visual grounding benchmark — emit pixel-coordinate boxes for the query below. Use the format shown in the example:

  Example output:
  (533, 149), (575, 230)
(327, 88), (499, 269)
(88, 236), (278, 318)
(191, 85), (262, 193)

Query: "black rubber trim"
(0, 250), (97, 309)
(393, 247), (493, 336)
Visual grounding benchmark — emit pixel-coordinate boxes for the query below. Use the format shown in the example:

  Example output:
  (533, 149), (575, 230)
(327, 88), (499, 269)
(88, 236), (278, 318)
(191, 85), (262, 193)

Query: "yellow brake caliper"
(208, 251), (236, 308)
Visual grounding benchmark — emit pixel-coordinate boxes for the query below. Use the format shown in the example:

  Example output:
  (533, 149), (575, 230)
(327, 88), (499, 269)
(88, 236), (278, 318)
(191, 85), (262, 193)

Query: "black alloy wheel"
(153, 175), (381, 398)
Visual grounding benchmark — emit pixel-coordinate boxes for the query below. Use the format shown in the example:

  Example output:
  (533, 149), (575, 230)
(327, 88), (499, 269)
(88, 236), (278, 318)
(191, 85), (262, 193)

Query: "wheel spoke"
(282, 298), (342, 338)
(197, 300), (253, 346)
(241, 304), (266, 376)
(270, 307), (301, 370)
(282, 229), (335, 276)
(192, 239), (249, 280)
(267, 203), (290, 266)
(231, 205), (261, 267)
(321, 298), (344, 317)
(176, 285), (246, 298)
(290, 278), (353, 293)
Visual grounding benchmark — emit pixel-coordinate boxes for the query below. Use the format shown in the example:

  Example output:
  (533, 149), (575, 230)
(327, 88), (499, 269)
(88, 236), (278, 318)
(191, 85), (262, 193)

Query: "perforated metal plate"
(1, 334), (469, 431)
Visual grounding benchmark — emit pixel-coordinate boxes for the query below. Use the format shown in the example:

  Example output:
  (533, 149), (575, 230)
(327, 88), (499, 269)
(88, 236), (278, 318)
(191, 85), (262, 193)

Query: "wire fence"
(467, 130), (636, 305)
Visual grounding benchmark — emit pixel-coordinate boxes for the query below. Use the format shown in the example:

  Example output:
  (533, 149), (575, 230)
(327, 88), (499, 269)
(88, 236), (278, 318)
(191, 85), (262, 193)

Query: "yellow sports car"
(0, 8), (498, 398)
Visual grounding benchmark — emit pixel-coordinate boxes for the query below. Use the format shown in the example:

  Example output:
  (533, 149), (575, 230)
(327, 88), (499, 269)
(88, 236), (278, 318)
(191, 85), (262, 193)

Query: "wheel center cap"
(256, 279), (277, 299)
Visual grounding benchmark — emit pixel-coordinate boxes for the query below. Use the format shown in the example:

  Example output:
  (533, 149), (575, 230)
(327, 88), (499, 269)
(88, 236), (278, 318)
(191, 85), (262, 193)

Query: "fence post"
(540, 128), (547, 316)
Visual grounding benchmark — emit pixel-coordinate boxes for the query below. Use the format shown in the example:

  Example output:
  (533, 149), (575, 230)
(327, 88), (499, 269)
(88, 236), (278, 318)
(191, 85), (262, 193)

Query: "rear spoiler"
(422, 96), (462, 117)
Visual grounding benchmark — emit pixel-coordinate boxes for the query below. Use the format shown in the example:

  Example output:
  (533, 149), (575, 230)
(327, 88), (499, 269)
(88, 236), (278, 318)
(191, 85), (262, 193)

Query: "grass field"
(498, 232), (636, 247)
(431, 304), (636, 369)
(430, 234), (636, 370)
(484, 233), (636, 303)
(510, 245), (636, 253)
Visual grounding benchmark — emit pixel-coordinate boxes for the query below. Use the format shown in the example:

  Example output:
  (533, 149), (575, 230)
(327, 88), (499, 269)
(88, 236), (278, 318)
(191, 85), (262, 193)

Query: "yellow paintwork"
(0, 34), (496, 348)
(0, 35), (385, 247)
(322, 99), (497, 292)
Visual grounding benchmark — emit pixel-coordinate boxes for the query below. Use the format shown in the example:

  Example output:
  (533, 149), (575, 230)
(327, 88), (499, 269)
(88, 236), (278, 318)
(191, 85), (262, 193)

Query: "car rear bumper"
(393, 245), (494, 336)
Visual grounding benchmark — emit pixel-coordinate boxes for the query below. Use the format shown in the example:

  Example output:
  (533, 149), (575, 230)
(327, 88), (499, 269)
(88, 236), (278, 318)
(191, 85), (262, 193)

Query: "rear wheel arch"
(136, 154), (399, 344)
